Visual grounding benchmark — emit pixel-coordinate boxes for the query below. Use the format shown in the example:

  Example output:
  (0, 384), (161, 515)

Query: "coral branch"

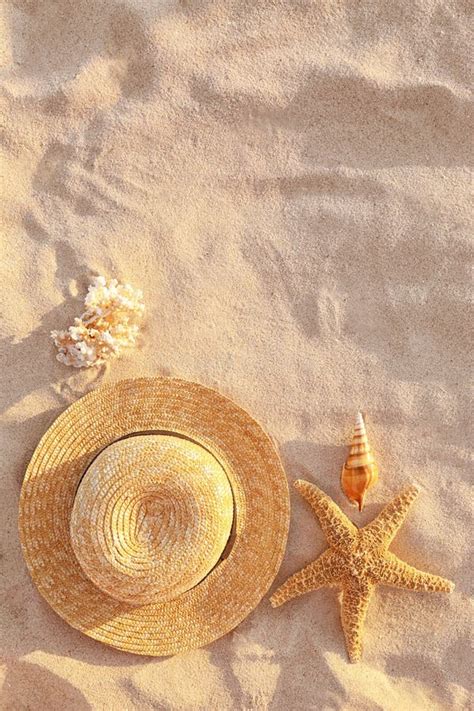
(51, 276), (144, 368)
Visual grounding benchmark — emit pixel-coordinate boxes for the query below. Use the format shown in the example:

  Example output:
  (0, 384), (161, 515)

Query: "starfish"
(270, 481), (454, 662)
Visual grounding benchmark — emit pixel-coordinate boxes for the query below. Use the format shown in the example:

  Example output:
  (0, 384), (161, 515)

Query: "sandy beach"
(0, 1), (472, 709)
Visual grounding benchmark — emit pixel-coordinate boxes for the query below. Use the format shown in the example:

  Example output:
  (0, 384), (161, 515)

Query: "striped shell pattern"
(341, 412), (378, 511)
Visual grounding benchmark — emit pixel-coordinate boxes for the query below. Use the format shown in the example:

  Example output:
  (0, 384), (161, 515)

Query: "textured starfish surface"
(270, 481), (454, 663)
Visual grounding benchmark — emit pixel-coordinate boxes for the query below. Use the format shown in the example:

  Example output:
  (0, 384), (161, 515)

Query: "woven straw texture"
(18, 377), (290, 655)
(70, 435), (234, 605)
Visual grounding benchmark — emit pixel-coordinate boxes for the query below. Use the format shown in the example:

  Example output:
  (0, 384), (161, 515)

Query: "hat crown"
(70, 434), (234, 605)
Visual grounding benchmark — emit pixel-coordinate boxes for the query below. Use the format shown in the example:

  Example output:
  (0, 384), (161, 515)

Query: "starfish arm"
(376, 551), (454, 593)
(361, 485), (419, 549)
(340, 580), (375, 663)
(294, 480), (358, 549)
(270, 549), (336, 608)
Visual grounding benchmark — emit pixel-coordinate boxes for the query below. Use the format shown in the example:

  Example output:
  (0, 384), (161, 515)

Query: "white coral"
(51, 276), (145, 368)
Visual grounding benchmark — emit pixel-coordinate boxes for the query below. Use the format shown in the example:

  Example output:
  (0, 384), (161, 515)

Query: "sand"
(0, 0), (472, 709)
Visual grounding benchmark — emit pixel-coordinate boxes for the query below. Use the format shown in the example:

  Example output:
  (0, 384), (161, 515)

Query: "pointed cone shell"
(341, 413), (378, 511)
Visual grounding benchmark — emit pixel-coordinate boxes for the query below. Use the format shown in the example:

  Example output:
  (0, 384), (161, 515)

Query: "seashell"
(341, 412), (378, 511)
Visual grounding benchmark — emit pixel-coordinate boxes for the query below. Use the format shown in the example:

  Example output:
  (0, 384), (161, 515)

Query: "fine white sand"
(0, 1), (472, 709)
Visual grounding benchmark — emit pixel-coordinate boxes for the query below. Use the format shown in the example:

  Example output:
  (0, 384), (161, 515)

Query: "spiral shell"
(341, 412), (378, 511)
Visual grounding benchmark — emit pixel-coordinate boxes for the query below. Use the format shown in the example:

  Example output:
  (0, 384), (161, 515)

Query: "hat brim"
(18, 377), (290, 655)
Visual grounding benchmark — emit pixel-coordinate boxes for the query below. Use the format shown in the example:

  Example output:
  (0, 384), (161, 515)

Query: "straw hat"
(18, 377), (289, 655)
